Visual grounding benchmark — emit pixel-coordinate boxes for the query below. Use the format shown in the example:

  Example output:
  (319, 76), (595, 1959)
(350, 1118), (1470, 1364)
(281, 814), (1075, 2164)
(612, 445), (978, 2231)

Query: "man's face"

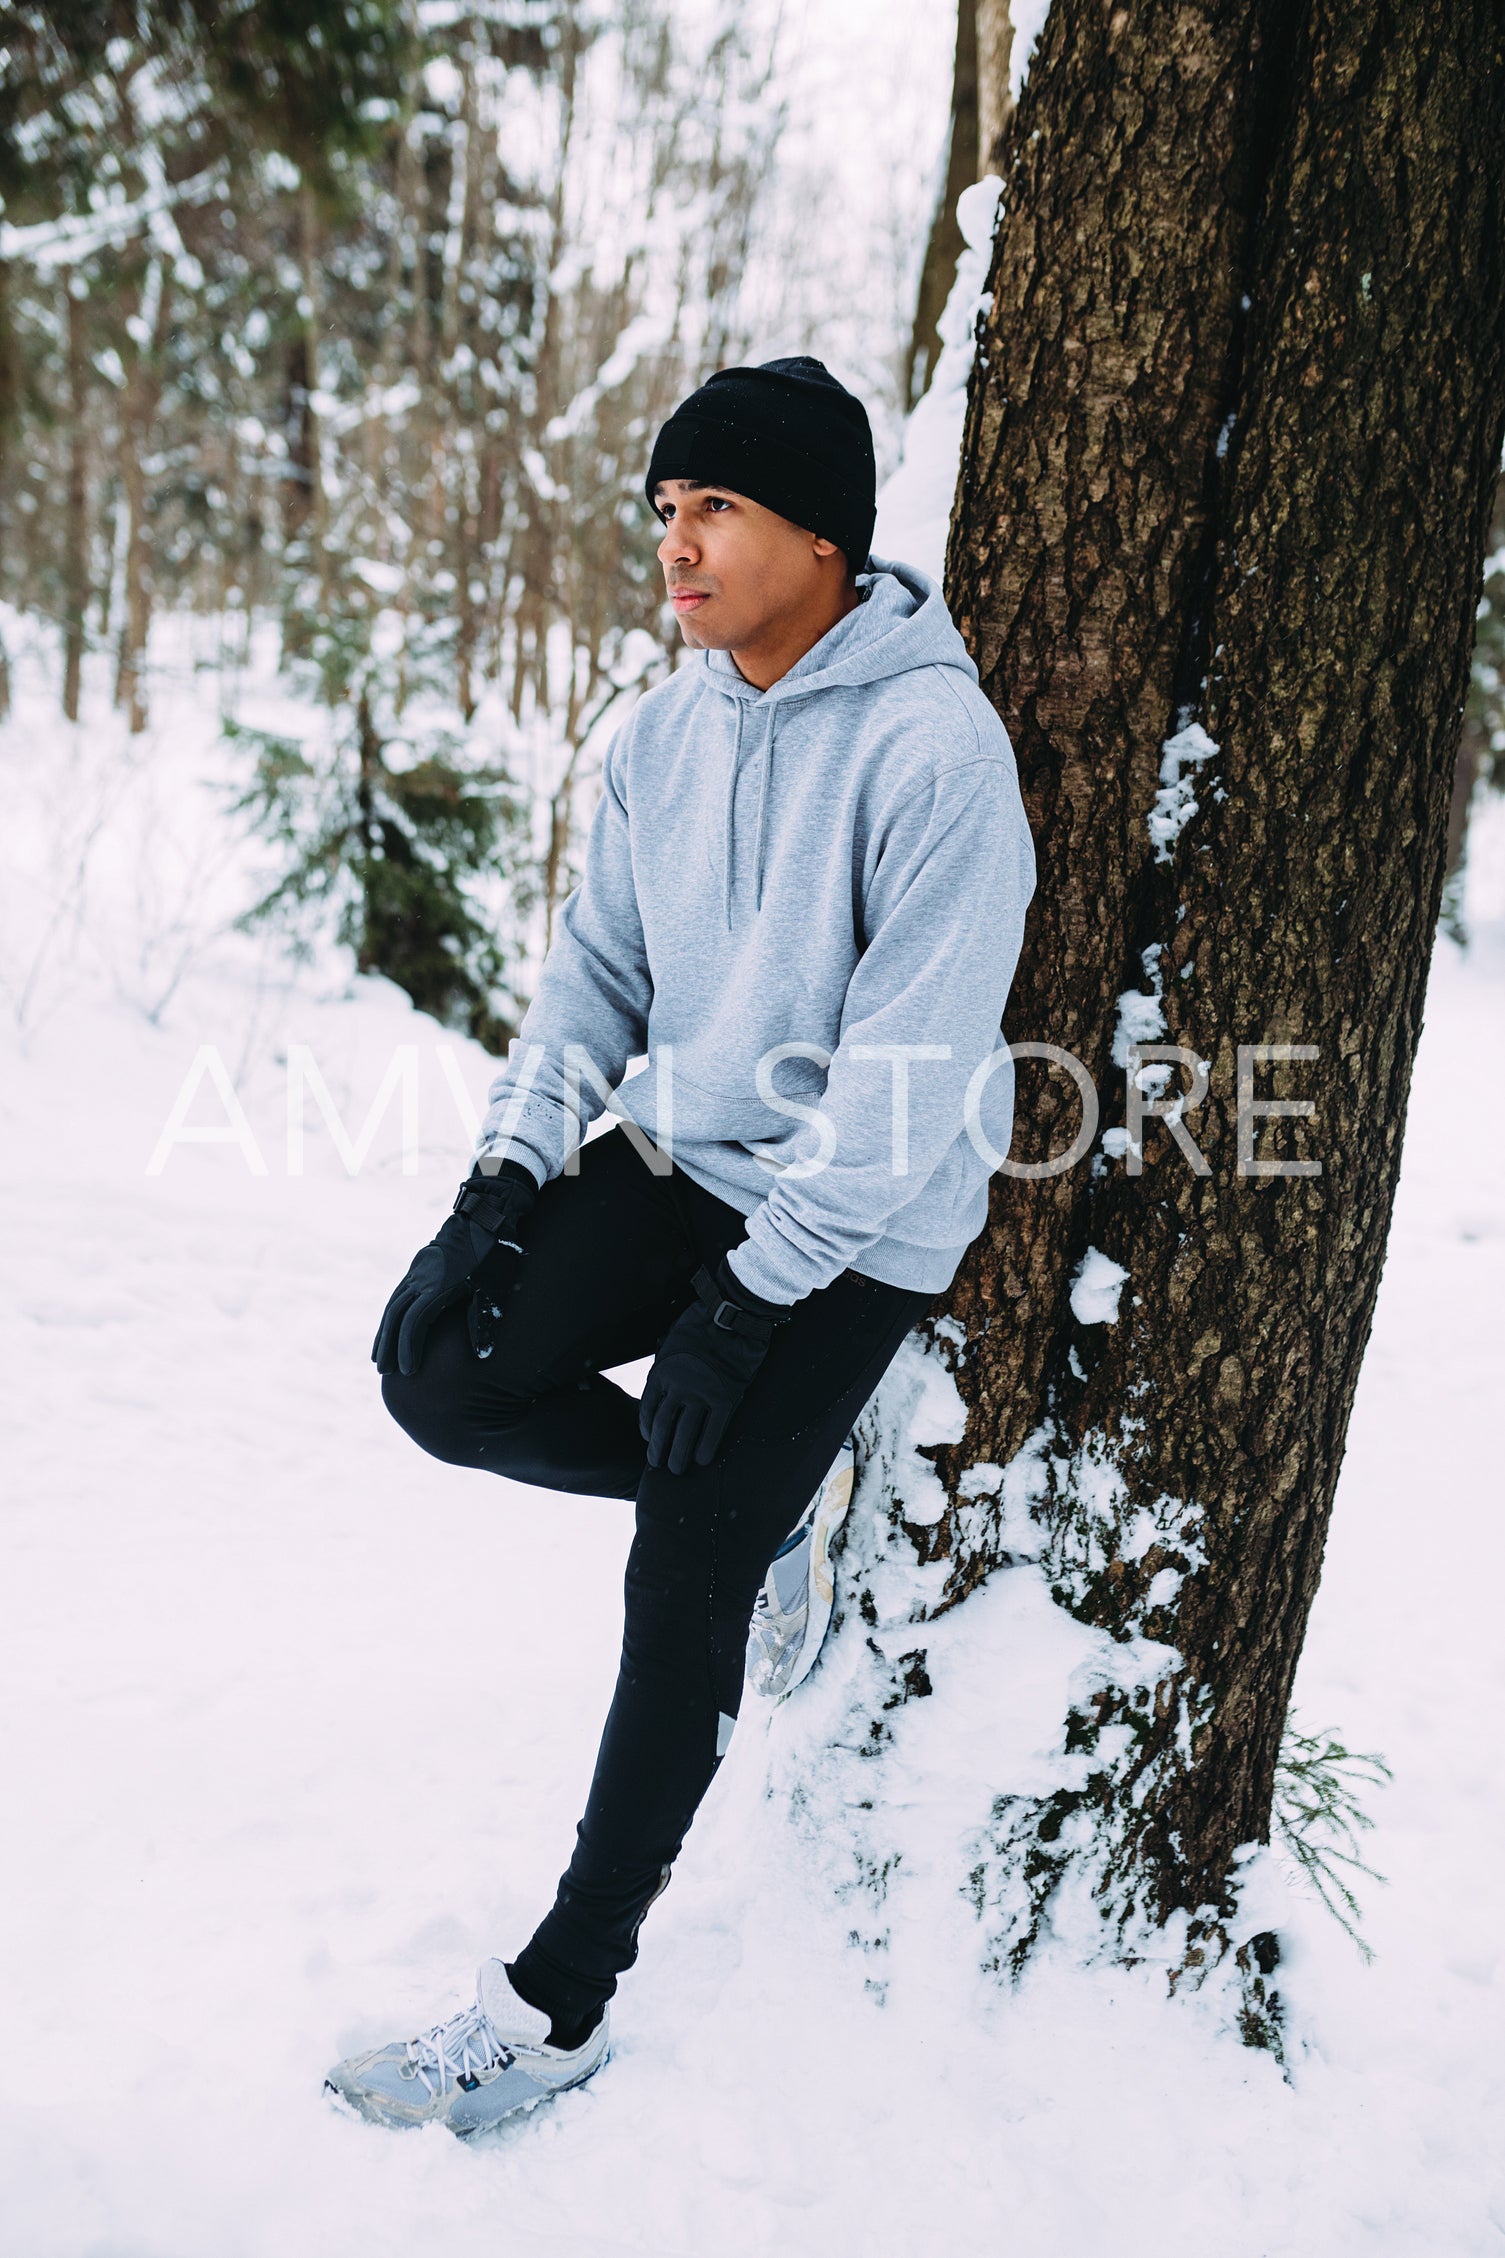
(653, 480), (842, 652)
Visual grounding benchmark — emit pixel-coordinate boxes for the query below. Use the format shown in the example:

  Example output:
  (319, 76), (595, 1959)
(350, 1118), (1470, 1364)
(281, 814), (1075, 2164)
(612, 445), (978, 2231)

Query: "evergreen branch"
(1273, 1719), (1392, 1961)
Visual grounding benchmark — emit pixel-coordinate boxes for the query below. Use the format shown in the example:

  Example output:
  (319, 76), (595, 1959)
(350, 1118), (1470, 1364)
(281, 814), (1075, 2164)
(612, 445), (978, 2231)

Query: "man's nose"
(657, 520), (696, 567)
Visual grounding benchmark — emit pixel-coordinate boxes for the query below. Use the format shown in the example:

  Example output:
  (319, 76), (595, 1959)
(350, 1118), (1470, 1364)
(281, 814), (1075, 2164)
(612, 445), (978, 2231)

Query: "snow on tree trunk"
(755, 0), (1505, 2047)
(905, 0), (980, 413)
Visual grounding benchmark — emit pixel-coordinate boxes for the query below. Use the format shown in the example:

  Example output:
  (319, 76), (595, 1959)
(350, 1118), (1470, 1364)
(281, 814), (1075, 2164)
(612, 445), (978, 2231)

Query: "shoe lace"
(405, 2000), (512, 2097)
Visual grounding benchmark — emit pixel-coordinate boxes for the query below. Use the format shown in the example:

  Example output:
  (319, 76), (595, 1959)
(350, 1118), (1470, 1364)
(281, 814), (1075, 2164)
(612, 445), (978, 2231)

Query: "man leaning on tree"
(324, 355), (1036, 2136)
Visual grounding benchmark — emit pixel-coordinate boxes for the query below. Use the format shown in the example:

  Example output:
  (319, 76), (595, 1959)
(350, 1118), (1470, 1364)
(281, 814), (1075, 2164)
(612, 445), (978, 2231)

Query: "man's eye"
(706, 496), (731, 511)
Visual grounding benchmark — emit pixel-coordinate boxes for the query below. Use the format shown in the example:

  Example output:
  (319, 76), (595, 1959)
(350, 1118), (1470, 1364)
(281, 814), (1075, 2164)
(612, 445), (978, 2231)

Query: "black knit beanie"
(646, 356), (876, 571)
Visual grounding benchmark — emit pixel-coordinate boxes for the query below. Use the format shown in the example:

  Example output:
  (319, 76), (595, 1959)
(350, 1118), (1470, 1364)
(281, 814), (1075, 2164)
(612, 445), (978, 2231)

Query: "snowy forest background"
(1, 0), (1500, 1026)
(0, 0), (971, 1041)
(2, 5), (1502, 2254)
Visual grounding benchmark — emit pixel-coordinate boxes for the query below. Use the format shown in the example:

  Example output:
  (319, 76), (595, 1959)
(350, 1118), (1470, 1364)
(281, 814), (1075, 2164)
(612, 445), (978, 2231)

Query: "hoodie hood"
(700, 557), (978, 922)
(703, 555), (977, 706)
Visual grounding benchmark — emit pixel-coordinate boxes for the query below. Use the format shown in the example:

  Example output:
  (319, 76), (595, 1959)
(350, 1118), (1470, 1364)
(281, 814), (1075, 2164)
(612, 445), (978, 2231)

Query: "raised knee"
(381, 1364), (477, 1467)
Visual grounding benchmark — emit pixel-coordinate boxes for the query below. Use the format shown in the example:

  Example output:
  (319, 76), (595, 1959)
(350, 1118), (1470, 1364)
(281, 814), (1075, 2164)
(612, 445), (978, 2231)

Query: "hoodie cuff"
(724, 1237), (807, 1309)
(714, 1249), (790, 1321)
(474, 1137), (547, 1189)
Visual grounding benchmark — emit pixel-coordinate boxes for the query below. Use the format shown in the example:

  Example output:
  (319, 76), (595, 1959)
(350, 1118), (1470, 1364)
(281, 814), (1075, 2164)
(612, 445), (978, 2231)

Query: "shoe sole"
(452, 2043), (611, 2141)
(323, 2041), (610, 2138)
(809, 1455), (855, 1608)
(777, 1452), (855, 1699)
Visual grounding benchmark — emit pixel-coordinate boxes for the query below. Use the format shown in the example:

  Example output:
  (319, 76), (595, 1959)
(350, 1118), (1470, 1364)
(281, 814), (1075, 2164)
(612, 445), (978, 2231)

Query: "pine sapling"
(1273, 1716), (1392, 1960)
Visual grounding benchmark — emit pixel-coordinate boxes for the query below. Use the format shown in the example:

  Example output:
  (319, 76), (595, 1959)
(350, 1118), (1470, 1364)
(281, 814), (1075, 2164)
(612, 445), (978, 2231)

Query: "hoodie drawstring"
(752, 706), (776, 913)
(702, 564), (955, 926)
(722, 701), (744, 930)
(723, 698), (778, 925)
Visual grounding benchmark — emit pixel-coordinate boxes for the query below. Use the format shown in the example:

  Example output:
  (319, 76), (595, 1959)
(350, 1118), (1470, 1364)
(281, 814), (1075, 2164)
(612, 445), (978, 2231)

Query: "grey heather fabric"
(477, 557), (1036, 1304)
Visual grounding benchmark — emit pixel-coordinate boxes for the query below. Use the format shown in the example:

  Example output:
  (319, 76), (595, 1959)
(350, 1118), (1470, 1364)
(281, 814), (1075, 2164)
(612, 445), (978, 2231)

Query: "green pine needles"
(231, 603), (531, 1051)
(1273, 1717), (1392, 1960)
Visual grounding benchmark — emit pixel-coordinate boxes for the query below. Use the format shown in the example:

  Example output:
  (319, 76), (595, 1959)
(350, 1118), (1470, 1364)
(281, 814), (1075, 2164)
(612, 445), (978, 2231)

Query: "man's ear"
(811, 533), (856, 583)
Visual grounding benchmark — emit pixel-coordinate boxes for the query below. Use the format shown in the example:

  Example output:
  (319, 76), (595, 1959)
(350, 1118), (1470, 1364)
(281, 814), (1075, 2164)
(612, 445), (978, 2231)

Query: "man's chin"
(673, 612), (732, 651)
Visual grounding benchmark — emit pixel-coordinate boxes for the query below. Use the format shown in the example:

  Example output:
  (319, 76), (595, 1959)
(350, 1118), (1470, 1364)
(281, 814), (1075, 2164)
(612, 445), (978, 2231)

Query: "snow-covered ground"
(1, 612), (1502, 2254)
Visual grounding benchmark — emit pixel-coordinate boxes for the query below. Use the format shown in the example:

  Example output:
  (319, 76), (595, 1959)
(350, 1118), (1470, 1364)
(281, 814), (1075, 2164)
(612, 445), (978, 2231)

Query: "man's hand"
(639, 1256), (791, 1475)
(373, 1159), (538, 1379)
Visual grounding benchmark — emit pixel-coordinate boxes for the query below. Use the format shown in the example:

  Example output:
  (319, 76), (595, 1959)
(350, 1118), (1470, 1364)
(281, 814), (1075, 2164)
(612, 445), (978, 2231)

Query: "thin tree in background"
(906, 0), (1016, 413)
(61, 276), (89, 722)
(0, 0), (409, 726)
(113, 246), (173, 733)
(0, 0), (777, 1035)
(905, 0), (979, 411)
(974, 0), (1016, 173)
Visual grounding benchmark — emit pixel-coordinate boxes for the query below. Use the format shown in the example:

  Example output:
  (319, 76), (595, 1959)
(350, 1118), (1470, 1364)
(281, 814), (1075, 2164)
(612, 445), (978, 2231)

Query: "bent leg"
(380, 1127), (701, 1499)
(512, 1267), (930, 2027)
(381, 1310), (648, 1497)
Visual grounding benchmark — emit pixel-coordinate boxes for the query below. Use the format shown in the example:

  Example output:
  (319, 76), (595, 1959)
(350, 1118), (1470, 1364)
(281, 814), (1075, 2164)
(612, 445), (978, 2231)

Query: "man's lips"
(669, 587), (711, 609)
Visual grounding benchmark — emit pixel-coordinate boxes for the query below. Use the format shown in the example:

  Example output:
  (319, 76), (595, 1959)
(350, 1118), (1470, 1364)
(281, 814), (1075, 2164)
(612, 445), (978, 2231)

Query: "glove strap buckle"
(691, 1264), (781, 1342)
(453, 1179), (517, 1236)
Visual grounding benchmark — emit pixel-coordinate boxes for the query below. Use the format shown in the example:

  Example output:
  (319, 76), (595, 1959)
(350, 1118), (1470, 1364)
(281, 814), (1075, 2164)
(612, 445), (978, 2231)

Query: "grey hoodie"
(478, 557), (1036, 1303)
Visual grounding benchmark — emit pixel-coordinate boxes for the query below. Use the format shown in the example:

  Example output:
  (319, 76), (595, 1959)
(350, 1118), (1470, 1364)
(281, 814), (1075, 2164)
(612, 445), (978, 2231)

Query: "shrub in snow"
(232, 601), (531, 1048)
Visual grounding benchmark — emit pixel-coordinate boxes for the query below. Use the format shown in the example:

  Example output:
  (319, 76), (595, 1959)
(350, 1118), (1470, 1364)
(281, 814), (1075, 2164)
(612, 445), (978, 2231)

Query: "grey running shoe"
(745, 1438), (856, 1700)
(324, 1960), (608, 2138)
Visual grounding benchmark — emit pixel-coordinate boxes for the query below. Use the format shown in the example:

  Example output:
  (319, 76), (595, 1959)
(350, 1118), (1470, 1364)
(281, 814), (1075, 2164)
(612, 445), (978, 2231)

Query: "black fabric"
(382, 1126), (927, 2030)
(637, 1255), (789, 1475)
(645, 355), (877, 570)
(372, 1157), (537, 1378)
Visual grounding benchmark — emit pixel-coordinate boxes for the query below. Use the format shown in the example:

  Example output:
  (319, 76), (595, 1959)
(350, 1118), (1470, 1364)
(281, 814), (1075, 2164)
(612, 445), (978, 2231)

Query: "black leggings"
(382, 1125), (928, 2028)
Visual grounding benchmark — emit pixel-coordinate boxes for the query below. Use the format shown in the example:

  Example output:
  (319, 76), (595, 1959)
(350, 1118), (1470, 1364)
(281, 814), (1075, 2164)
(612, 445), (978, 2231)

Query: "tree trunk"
(543, 739), (586, 956)
(299, 184), (328, 595)
(905, 0), (981, 411)
(281, 328), (316, 549)
(279, 187), (326, 571)
(62, 282), (90, 723)
(913, 0), (1505, 2027)
(114, 260), (171, 734)
(354, 686), (382, 978)
(975, 0), (1016, 174)
(0, 257), (16, 618)
(448, 57), (484, 724)
(115, 428), (153, 735)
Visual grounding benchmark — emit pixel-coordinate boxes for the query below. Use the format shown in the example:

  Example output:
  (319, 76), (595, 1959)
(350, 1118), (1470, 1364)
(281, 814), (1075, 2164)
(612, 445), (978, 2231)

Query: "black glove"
(639, 1255), (791, 1476)
(372, 1158), (537, 1379)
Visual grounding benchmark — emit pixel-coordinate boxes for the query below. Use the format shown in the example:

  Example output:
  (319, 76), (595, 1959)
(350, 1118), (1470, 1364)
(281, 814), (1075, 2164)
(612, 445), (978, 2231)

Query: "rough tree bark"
(919, 0), (1505, 2023)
